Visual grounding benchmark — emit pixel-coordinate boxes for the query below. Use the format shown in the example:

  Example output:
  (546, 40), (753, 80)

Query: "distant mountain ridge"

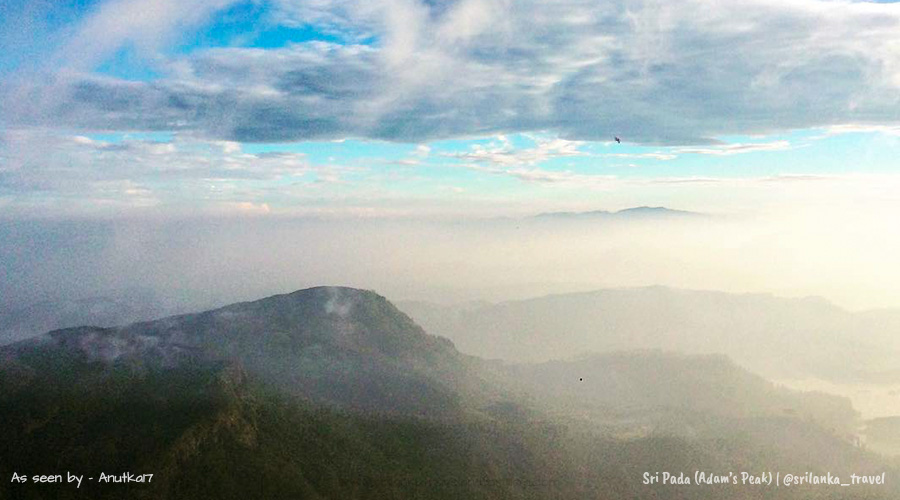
(398, 286), (900, 384)
(533, 206), (703, 220)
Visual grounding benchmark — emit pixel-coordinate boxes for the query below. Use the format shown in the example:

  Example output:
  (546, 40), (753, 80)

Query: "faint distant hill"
(0, 293), (168, 346)
(399, 286), (900, 384)
(533, 206), (704, 220)
(866, 417), (900, 456)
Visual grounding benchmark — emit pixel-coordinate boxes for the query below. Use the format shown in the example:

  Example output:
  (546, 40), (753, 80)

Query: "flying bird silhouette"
(614, 137), (621, 144)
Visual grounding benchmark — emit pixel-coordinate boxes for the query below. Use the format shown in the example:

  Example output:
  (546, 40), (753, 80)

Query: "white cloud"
(448, 137), (586, 166)
(0, 129), (316, 203)
(603, 152), (679, 161)
(460, 162), (617, 189)
(55, 0), (244, 71)
(501, 168), (615, 187)
(824, 124), (900, 137)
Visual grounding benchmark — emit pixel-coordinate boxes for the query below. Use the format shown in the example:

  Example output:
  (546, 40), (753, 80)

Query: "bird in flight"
(614, 136), (621, 144)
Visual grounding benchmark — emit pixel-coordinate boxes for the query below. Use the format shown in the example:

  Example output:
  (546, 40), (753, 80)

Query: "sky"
(2, 0), (900, 312)
(0, 0), (899, 218)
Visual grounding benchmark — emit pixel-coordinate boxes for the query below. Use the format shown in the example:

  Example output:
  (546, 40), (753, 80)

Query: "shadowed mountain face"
(399, 287), (900, 384)
(2, 287), (899, 499)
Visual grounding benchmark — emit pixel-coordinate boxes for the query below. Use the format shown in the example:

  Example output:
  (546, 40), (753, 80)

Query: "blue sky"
(1, 0), (900, 217)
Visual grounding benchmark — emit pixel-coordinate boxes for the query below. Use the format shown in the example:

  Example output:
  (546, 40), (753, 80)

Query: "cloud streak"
(0, 129), (358, 214)
(0, 130), (312, 189)
(675, 140), (793, 156)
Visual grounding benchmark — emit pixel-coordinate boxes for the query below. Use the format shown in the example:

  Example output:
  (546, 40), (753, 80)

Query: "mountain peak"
(615, 206), (695, 216)
(4, 286), (468, 415)
(222, 286), (385, 320)
(99, 286), (456, 363)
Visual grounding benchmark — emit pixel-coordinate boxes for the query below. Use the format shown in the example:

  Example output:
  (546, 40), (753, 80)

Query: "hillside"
(505, 351), (858, 438)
